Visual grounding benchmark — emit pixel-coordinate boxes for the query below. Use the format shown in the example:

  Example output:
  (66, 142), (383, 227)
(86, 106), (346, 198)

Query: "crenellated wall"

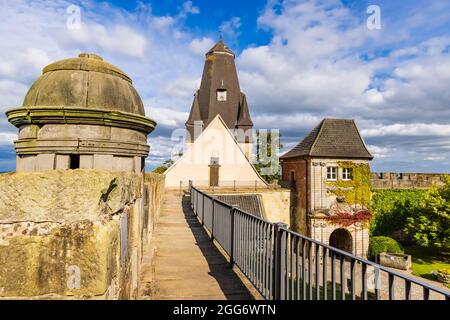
(0, 170), (164, 299)
(371, 172), (449, 189)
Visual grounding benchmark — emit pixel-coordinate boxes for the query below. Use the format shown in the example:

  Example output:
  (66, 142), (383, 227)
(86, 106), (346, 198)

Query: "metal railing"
(189, 183), (450, 300)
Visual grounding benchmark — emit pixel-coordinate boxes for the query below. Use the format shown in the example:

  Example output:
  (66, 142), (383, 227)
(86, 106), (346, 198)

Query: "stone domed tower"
(6, 53), (156, 172)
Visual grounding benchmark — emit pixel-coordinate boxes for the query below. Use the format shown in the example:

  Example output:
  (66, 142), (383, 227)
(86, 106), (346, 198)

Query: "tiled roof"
(185, 39), (253, 141)
(216, 194), (264, 218)
(281, 118), (373, 160)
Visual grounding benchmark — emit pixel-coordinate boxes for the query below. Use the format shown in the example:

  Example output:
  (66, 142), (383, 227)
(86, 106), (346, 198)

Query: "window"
(327, 167), (337, 181)
(217, 89), (227, 101)
(342, 168), (352, 181)
(69, 154), (80, 169)
(210, 157), (220, 165)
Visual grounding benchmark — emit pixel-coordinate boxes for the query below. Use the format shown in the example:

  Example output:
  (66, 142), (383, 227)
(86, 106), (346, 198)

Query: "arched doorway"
(329, 228), (353, 254)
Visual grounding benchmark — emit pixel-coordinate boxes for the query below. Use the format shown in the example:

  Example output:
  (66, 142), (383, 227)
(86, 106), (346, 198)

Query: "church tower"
(186, 39), (253, 158)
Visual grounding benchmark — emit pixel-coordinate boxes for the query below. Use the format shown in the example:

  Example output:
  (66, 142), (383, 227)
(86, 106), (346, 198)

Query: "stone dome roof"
(22, 53), (145, 116)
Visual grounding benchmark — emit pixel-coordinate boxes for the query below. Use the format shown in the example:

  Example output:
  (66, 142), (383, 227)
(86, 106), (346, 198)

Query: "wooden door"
(209, 165), (220, 187)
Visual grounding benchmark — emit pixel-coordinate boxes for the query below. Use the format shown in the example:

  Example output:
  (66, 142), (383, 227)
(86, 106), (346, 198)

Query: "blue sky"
(1, 0), (450, 173)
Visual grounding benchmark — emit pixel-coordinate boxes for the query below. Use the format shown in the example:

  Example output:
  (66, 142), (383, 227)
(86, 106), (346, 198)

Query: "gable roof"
(165, 114), (267, 185)
(280, 118), (373, 160)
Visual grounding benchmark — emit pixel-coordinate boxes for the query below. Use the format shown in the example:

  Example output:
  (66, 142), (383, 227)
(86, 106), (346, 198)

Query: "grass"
(288, 278), (376, 300)
(404, 246), (450, 288)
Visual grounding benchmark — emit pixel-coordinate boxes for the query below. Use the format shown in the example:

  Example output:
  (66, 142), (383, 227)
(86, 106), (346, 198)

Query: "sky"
(1, 0), (450, 173)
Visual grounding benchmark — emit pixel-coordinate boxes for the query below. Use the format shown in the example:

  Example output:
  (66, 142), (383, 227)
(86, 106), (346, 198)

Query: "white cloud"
(362, 123), (450, 137)
(65, 24), (147, 58)
(182, 1), (200, 15)
(1, 0), (450, 173)
(220, 17), (242, 39)
(0, 132), (17, 145)
(366, 145), (392, 159)
(189, 37), (215, 55)
(424, 156), (445, 161)
(233, 0), (450, 172)
(147, 106), (189, 128)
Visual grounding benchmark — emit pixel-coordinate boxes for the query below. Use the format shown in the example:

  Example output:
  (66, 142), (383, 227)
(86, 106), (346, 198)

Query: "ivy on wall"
(326, 161), (372, 209)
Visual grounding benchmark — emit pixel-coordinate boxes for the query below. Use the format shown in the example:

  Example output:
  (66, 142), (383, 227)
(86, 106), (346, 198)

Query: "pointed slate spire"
(186, 90), (202, 140)
(185, 39), (253, 142)
(237, 93), (253, 127)
(206, 38), (235, 57)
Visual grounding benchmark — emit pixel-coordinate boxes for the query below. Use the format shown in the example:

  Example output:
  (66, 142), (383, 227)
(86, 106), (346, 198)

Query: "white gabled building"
(164, 40), (266, 188)
(165, 114), (266, 188)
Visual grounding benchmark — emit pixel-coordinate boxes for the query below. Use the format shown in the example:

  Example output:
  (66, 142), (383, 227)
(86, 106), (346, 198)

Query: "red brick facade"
(281, 158), (309, 235)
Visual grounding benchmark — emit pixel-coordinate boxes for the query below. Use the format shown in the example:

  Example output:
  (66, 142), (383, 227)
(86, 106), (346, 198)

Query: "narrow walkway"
(140, 191), (256, 300)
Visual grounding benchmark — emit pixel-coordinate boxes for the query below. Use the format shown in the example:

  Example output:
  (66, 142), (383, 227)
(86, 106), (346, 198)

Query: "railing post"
(211, 197), (215, 241)
(229, 205), (238, 268)
(201, 193), (205, 226)
(273, 222), (288, 300)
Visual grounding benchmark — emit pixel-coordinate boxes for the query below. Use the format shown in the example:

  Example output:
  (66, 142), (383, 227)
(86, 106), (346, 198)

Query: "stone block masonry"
(0, 170), (164, 299)
(371, 172), (449, 189)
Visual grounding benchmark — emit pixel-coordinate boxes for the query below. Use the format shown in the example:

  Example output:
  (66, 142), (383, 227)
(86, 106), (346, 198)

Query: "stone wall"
(0, 170), (164, 299)
(259, 190), (291, 226)
(371, 172), (449, 189)
(143, 173), (165, 245)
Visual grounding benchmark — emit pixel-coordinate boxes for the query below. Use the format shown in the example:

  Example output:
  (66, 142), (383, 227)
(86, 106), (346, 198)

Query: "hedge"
(368, 236), (404, 260)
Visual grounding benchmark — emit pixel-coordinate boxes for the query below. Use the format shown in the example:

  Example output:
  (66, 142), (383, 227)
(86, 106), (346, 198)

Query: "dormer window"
(210, 157), (220, 165)
(217, 89), (227, 101)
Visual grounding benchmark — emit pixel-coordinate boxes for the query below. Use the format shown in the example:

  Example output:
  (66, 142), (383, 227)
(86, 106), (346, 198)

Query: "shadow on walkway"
(181, 194), (255, 300)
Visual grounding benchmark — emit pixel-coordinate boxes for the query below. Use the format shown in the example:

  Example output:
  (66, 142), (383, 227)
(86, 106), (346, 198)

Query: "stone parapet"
(371, 172), (449, 189)
(0, 170), (165, 299)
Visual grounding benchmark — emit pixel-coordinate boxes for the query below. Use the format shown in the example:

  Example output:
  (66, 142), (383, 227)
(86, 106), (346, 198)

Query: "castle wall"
(0, 170), (164, 299)
(371, 172), (449, 189)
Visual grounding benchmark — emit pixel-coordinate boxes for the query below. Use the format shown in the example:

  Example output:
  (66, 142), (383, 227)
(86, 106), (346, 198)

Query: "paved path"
(140, 191), (256, 300)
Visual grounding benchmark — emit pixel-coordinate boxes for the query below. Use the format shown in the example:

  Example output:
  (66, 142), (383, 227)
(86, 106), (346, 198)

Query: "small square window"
(210, 157), (220, 165)
(327, 167), (337, 181)
(342, 168), (352, 181)
(217, 89), (227, 101)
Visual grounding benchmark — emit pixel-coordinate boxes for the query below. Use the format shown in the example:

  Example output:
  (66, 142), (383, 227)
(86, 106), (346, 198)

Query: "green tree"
(152, 155), (181, 174)
(370, 189), (425, 237)
(405, 178), (450, 248)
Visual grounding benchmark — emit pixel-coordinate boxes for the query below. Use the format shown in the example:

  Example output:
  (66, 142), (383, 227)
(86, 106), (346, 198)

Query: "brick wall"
(281, 159), (308, 235)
